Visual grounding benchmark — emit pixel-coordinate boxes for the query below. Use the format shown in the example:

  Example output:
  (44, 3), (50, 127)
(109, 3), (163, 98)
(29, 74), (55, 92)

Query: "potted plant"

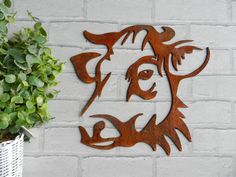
(0, 0), (63, 176)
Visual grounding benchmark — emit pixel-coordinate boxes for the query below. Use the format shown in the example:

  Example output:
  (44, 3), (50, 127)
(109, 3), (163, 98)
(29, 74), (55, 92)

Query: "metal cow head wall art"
(70, 25), (210, 155)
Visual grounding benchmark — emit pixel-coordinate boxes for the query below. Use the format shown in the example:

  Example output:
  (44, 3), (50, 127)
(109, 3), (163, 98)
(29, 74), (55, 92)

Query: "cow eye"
(138, 69), (153, 80)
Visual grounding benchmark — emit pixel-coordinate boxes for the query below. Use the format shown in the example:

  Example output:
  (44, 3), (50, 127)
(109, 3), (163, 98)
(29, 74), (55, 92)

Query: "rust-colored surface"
(71, 25), (210, 155)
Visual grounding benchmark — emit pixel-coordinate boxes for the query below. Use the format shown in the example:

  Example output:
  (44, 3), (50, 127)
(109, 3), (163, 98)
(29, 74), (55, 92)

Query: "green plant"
(0, 0), (63, 141)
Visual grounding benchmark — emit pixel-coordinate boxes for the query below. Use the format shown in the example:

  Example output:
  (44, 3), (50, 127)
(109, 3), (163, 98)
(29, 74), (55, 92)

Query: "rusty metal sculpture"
(71, 25), (210, 155)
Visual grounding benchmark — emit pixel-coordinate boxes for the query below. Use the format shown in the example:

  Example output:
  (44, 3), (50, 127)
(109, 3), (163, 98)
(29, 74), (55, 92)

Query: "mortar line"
(152, 156), (157, 177)
(151, 0), (156, 23)
(227, 0), (233, 21)
(77, 156), (82, 177)
(83, 0), (88, 20)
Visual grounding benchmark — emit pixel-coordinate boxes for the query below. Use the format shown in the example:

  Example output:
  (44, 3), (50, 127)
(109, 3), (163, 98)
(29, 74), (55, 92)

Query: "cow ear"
(171, 46), (202, 71)
(159, 27), (175, 42)
(70, 52), (101, 83)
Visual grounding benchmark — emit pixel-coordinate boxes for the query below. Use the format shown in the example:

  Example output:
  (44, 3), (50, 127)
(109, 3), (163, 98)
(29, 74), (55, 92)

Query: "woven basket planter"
(0, 134), (24, 177)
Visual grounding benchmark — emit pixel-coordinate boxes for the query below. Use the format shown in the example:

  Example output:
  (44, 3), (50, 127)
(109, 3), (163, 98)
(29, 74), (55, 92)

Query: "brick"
(190, 25), (236, 47)
(176, 49), (231, 75)
(82, 157), (152, 177)
(193, 76), (236, 99)
(48, 100), (80, 122)
(49, 22), (118, 46)
(232, 1), (236, 22)
(14, 0), (83, 18)
(23, 156), (78, 177)
(182, 101), (232, 124)
(156, 157), (233, 177)
(176, 77), (192, 100)
(192, 76), (216, 98)
(155, 0), (228, 21)
(44, 127), (117, 153)
(203, 49), (231, 74)
(51, 46), (82, 73)
(44, 128), (80, 152)
(219, 158), (234, 177)
(218, 130), (236, 153)
(232, 50), (236, 73)
(194, 129), (236, 153)
(216, 76), (236, 98)
(193, 129), (218, 152)
(55, 73), (118, 99)
(87, 0), (152, 22)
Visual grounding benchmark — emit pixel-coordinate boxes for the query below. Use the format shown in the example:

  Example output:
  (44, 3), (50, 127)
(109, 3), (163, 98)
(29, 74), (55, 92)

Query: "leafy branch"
(0, 0), (63, 140)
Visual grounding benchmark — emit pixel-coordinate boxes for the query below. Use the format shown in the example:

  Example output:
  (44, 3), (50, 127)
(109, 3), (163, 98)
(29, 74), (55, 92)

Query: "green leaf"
(11, 96), (23, 104)
(2, 82), (10, 91)
(28, 76), (44, 87)
(0, 12), (4, 20)
(8, 48), (24, 59)
(36, 96), (43, 105)
(17, 111), (25, 120)
(0, 48), (7, 55)
(27, 45), (37, 54)
(5, 74), (16, 83)
(0, 20), (7, 33)
(0, 4), (8, 15)
(27, 106), (36, 114)
(8, 16), (15, 23)
(0, 114), (9, 129)
(3, 0), (11, 8)
(9, 112), (17, 120)
(20, 90), (30, 99)
(0, 113), (10, 129)
(35, 34), (46, 44)
(16, 112), (25, 126)
(9, 126), (19, 134)
(16, 83), (22, 92)
(39, 103), (47, 116)
(0, 85), (3, 95)
(18, 72), (26, 81)
(0, 102), (6, 109)
(40, 27), (47, 36)
(0, 120), (8, 129)
(4, 107), (13, 114)
(26, 54), (39, 66)
(0, 93), (10, 102)
(14, 60), (28, 70)
(26, 100), (34, 109)
(22, 80), (29, 87)
(26, 116), (33, 124)
(34, 22), (41, 29)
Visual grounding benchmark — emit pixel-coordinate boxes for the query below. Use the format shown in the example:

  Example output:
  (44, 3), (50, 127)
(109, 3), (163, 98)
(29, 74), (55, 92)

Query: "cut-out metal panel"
(71, 25), (210, 155)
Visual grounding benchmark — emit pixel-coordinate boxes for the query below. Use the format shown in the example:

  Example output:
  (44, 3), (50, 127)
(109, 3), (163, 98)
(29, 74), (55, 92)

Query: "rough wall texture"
(12, 0), (236, 177)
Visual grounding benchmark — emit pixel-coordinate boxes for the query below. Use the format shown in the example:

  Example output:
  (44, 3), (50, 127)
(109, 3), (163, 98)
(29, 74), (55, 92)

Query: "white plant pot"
(0, 134), (24, 177)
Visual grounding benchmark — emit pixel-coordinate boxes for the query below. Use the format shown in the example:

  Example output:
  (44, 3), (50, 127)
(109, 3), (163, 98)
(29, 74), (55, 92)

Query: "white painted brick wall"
(82, 157), (153, 177)
(13, 0), (236, 176)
